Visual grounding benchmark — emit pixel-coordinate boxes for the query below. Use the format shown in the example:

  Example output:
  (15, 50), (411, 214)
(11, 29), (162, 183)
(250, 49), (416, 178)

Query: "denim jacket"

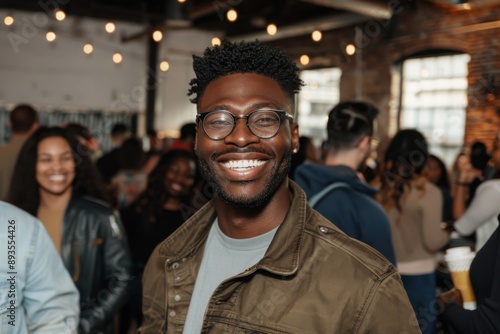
(140, 181), (421, 333)
(0, 201), (79, 333)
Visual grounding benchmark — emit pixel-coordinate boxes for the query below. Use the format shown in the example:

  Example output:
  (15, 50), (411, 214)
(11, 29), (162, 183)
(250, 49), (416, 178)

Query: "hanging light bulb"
(113, 52), (123, 64)
(345, 44), (356, 56)
(46, 31), (57, 42)
(105, 22), (116, 33)
(312, 30), (322, 42)
(178, 0), (187, 2)
(4, 15), (14, 26)
(267, 23), (277, 36)
(160, 60), (170, 72)
(211, 37), (221, 46)
(226, 9), (238, 22)
(83, 43), (93, 55)
(152, 30), (163, 42)
(55, 9), (66, 21)
(300, 55), (310, 66)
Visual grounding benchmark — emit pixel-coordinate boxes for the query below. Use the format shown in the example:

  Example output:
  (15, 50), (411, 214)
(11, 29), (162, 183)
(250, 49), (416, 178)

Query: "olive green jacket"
(140, 181), (421, 333)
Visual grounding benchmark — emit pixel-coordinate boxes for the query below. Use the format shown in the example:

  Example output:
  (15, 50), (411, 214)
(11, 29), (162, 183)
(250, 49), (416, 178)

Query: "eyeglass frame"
(196, 109), (294, 140)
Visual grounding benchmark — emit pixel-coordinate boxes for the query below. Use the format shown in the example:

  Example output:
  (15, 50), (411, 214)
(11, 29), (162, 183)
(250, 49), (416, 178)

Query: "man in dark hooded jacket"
(295, 101), (395, 264)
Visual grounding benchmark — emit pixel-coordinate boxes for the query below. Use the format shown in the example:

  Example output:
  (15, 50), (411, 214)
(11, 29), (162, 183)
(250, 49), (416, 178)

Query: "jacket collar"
(158, 181), (309, 277)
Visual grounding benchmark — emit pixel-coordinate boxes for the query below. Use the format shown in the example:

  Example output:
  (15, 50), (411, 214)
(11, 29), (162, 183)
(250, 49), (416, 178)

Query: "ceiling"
(0, 0), (410, 38)
(1, 0), (500, 46)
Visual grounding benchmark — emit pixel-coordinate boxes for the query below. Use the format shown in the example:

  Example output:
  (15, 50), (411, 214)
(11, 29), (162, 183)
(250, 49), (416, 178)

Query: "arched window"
(390, 50), (470, 167)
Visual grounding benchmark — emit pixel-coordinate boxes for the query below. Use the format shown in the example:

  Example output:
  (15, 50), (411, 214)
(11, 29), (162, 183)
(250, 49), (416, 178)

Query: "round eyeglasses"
(196, 109), (294, 140)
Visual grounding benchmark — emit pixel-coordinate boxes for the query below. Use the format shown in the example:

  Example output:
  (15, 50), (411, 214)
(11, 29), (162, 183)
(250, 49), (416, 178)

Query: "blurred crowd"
(1, 101), (498, 334)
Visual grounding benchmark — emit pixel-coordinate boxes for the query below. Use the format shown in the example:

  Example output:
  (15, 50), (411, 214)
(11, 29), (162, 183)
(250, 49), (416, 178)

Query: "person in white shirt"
(453, 133), (500, 251)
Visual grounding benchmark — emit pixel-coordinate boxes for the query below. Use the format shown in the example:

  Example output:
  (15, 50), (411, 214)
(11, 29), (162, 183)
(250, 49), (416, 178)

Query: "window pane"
(297, 68), (341, 148)
(400, 54), (470, 167)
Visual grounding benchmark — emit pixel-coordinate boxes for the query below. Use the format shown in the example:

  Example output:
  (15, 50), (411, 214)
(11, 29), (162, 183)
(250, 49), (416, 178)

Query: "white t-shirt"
(182, 219), (278, 334)
(455, 179), (500, 251)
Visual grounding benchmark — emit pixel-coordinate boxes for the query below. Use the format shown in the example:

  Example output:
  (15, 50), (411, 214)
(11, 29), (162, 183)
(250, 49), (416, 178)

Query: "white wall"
(155, 29), (218, 137)
(0, 9), (219, 136)
(0, 10), (147, 112)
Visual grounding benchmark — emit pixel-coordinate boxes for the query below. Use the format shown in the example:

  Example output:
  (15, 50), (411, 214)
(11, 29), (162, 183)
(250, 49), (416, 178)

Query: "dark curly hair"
(6, 126), (109, 215)
(427, 154), (450, 190)
(378, 129), (429, 212)
(188, 39), (304, 104)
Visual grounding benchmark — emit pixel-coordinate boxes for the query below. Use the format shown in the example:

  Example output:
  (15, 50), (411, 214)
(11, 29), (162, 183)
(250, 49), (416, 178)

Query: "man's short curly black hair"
(188, 39), (304, 104)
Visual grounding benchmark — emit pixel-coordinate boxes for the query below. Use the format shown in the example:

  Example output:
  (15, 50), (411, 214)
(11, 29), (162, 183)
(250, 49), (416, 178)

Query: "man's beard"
(198, 148), (293, 209)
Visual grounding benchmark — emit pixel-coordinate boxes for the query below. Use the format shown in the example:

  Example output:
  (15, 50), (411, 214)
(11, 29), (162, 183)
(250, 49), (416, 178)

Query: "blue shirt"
(0, 201), (79, 333)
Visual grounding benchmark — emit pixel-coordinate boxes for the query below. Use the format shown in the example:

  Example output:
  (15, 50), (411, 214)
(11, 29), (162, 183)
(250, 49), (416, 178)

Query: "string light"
(152, 30), (163, 42)
(312, 30), (322, 42)
(112, 52), (123, 64)
(160, 60), (170, 72)
(211, 37), (221, 46)
(345, 44), (356, 56)
(226, 9), (238, 22)
(267, 23), (277, 36)
(46, 31), (57, 42)
(55, 9), (66, 21)
(4, 15), (14, 26)
(105, 22), (116, 33)
(300, 55), (310, 66)
(83, 43), (93, 55)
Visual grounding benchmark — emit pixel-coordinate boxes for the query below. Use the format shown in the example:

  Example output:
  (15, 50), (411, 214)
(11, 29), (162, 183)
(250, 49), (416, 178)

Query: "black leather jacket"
(61, 196), (132, 334)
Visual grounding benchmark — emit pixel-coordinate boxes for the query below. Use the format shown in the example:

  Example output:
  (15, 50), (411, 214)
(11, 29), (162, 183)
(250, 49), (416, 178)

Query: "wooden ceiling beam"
(300, 0), (393, 19)
(229, 13), (368, 42)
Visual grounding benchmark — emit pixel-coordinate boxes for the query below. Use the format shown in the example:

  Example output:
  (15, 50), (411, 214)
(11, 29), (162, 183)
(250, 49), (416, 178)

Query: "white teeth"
(222, 160), (266, 170)
(48, 175), (65, 181)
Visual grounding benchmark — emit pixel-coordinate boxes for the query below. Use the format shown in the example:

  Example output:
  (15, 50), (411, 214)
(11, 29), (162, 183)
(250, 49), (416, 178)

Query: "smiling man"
(139, 40), (420, 333)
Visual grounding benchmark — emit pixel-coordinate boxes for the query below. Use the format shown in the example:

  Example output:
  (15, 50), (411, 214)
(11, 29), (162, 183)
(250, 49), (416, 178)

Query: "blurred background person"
(452, 133), (500, 252)
(0, 200), (79, 333)
(467, 141), (492, 205)
(426, 154), (453, 222)
(96, 123), (131, 184)
(377, 129), (450, 334)
(295, 101), (395, 264)
(6, 126), (132, 334)
(169, 122), (196, 153)
(119, 149), (199, 332)
(0, 104), (39, 199)
(111, 136), (148, 209)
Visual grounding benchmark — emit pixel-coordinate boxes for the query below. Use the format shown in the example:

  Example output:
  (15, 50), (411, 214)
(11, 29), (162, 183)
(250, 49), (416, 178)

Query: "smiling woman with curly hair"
(7, 126), (132, 334)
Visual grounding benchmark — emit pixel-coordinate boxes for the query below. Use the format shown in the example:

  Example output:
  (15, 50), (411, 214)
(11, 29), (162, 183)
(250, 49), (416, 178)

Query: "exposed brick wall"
(270, 1), (500, 149)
